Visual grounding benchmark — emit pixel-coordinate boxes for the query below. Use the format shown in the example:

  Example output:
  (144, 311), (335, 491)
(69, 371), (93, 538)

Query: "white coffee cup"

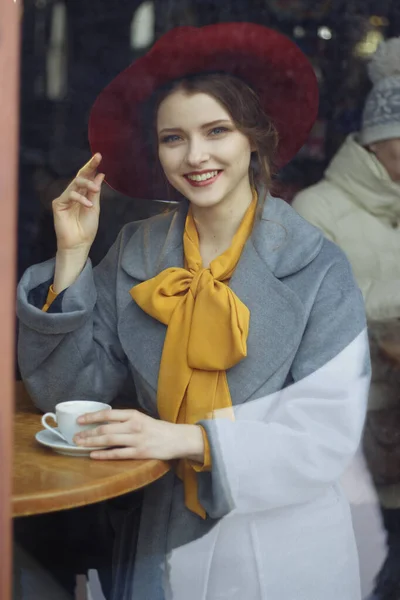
(41, 401), (112, 445)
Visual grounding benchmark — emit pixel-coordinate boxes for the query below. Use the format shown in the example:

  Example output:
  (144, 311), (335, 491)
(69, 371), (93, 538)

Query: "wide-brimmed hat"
(88, 22), (319, 200)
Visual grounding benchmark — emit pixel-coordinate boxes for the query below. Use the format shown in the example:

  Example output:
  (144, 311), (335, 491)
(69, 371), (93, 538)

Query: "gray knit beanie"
(359, 37), (400, 146)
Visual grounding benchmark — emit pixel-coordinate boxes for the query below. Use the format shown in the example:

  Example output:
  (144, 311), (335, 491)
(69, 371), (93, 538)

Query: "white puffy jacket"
(293, 134), (400, 322)
(293, 134), (400, 507)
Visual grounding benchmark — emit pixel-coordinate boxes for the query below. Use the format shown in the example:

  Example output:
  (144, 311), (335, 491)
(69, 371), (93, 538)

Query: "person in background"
(292, 37), (400, 600)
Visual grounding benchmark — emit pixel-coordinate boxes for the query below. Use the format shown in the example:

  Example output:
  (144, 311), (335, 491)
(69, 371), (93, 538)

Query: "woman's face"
(370, 138), (400, 183)
(157, 90), (253, 209)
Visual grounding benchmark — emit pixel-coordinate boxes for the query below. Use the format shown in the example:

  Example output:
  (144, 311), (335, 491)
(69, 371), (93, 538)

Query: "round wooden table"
(13, 382), (170, 517)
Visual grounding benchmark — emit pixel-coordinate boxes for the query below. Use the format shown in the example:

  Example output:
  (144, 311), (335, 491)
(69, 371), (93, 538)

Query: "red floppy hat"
(88, 22), (319, 200)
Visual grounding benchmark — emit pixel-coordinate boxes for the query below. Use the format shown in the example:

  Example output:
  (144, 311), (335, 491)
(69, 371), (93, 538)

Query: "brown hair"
(145, 72), (279, 192)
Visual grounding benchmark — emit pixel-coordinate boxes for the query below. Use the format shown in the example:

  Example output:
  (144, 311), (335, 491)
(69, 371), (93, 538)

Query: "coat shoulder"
(316, 237), (359, 290)
(118, 208), (179, 251)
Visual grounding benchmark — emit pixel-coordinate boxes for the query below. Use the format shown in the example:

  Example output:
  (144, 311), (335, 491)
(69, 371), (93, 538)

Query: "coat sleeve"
(197, 256), (371, 518)
(16, 229), (129, 413)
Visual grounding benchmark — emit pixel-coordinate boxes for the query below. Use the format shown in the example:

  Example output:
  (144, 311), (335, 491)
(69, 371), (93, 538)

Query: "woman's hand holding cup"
(41, 401), (111, 446)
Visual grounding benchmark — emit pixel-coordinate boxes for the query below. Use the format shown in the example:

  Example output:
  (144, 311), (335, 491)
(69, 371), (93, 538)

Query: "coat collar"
(118, 192), (323, 406)
(120, 191), (323, 281)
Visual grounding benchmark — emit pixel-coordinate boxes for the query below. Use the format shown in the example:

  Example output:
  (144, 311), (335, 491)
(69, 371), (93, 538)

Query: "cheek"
(387, 152), (400, 177)
(158, 150), (187, 190)
(374, 144), (400, 180)
(376, 149), (392, 173)
(220, 139), (251, 169)
(158, 145), (186, 177)
(393, 150), (400, 166)
(233, 144), (252, 172)
(158, 148), (178, 177)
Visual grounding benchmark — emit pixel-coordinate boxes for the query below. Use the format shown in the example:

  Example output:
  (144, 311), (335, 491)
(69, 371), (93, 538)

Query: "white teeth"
(187, 170), (219, 182)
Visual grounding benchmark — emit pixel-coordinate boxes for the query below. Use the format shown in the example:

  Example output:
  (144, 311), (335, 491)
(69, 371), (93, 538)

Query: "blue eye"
(161, 134), (181, 144)
(210, 127), (229, 136)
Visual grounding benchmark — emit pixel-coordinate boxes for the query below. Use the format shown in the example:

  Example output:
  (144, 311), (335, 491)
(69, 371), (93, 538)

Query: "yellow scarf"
(130, 192), (257, 518)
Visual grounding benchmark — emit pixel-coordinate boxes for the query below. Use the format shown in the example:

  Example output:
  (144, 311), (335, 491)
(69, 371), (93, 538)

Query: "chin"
(185, 191), (227, 208)
(180, 182), (231, 208)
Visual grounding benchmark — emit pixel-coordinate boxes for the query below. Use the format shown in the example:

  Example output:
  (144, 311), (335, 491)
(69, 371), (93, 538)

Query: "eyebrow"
(158, 119), (232, 135)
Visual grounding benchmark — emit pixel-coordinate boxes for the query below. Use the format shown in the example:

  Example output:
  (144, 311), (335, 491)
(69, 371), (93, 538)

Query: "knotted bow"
(130, 192), (256, 517)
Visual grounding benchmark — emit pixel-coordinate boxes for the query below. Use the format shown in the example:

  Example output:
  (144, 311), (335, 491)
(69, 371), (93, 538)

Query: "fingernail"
(77, 417), (85, 423)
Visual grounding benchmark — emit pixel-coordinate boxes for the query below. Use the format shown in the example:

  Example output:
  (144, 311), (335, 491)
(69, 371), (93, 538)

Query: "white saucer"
(35, 428), (107, 457)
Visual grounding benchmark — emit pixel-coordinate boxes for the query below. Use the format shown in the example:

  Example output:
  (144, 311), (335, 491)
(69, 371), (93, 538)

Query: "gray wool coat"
(17, 194), (370, 600)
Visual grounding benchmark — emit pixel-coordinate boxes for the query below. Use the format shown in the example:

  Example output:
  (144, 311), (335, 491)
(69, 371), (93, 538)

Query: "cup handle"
(41, 413), (68, 443)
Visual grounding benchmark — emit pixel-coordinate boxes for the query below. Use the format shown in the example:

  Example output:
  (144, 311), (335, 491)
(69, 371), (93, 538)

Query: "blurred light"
(131, 1), (155, 50)
(369, 15), (389, 27)
(355, 29), (384, 57)
(318, 26), (332, 40)
(293, 26), (305, 38)
(46, 2), (67, 100)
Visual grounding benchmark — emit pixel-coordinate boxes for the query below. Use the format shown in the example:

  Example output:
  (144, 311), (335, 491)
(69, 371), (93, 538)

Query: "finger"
(78, 153), (102, 178)
(90, 447), (138, 460)
(74, 177), (101, 193)
(87, 173), (105, 205)
(53, 191), (93, 209)
(74, 421), (133, 441)
(94, 172), (105, 186)
(67, 191), (93, 207)
(78, 409), (137, 424)
(75, 433), (136, 448)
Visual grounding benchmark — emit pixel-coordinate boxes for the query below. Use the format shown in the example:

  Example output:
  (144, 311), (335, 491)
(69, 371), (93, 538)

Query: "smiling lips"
(184, 170), (222, 187)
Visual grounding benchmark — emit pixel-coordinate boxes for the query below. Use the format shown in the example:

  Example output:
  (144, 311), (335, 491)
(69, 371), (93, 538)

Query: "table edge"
(13, 460), (170, 517)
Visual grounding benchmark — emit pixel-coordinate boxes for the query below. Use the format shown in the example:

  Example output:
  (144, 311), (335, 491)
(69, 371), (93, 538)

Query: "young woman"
(17, 23), (370, 600)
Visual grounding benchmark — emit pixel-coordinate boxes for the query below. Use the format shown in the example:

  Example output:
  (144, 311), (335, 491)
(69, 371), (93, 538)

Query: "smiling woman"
(156, 88), (257, 211)
(17, 21), (370, 600)
(153, 72), (278, 196)
(153, 74), (279, 263)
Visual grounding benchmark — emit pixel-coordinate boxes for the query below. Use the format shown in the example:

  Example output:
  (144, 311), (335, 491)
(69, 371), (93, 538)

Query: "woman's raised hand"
(52, 153), (105, 252)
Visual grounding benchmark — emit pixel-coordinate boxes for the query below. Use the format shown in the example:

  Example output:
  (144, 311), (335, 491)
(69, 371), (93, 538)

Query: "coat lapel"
(227, 194), (324, 403)
(118, 202), (188, 395)
(117, 194), (323, 405)
(227, 234), (305, 404)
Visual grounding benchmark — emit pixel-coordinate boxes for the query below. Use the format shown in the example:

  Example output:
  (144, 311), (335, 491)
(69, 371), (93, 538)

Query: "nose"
(185, 138), (209, 168)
